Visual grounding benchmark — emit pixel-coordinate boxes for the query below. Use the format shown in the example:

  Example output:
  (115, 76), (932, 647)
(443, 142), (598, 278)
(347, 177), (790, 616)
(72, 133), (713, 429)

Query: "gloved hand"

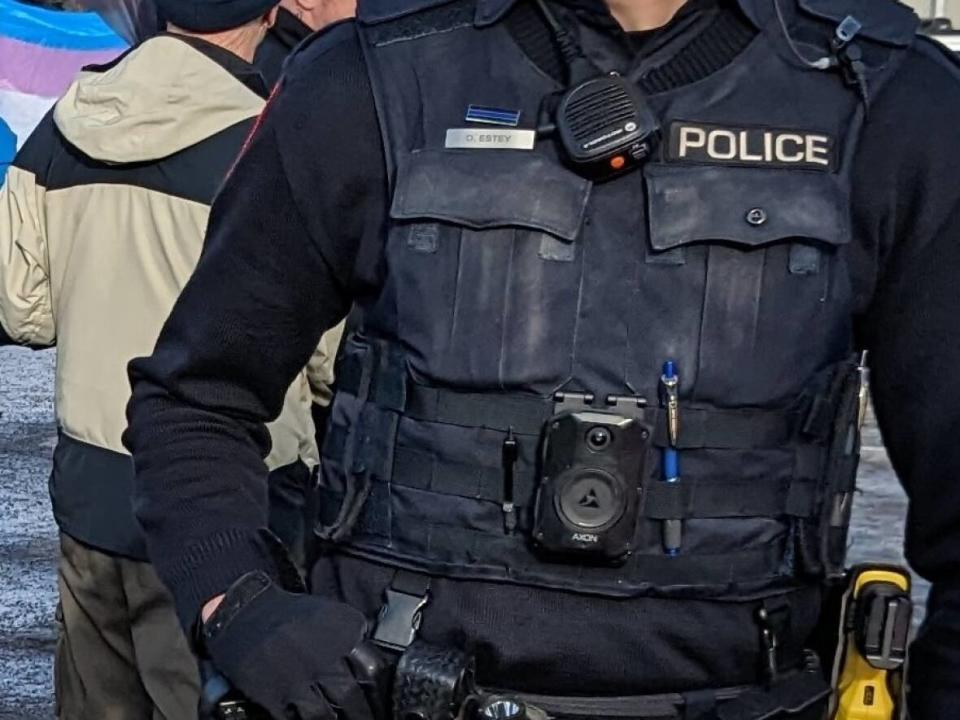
(202, 570), (384, 720)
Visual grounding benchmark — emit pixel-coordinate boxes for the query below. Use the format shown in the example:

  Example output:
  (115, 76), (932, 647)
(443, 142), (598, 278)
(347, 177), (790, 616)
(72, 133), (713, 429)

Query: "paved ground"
(0, 347), (930, 718)
(1, 348), (58, 719)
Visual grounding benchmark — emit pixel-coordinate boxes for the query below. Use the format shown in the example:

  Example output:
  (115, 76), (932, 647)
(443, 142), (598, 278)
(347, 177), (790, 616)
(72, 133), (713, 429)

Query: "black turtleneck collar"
(271, 7), (313, 50)
(505, 0), (756, 92)
(558, 0), (714, 31)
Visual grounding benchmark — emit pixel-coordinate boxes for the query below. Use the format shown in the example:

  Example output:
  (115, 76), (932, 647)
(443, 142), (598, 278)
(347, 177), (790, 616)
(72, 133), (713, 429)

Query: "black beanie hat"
(156, 0), (279, 32)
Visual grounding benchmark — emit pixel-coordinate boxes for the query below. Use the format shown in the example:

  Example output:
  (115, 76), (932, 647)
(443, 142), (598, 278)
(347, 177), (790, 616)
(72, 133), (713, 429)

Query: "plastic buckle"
(835, 15), (862, 46)
(372, 588), (429, 651)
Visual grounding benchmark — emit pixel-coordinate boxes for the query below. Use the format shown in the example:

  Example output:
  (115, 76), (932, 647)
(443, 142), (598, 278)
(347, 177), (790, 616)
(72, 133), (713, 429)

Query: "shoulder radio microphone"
(534, 0), (659, 182)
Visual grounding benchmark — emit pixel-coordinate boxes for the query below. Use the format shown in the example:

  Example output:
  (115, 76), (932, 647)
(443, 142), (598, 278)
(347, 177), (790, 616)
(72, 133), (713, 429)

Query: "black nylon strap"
(325, 400), (823, 523)
(485, 673), (825, 720)
(322, 423), (349, 465)
(391, 569), (432, 597)
(648, 407), (797, 450)
(642, 476), (818, 520)
(389, 446), (821, 521)
(406, 384), (550, 435)
(714, 668), (830, 720)
(367, 517), (788, 589)
(392, 445), (536, 503)
(408, 385), (799, 449)
(336, 361), (805, 451)
(681, 689), (717, 720)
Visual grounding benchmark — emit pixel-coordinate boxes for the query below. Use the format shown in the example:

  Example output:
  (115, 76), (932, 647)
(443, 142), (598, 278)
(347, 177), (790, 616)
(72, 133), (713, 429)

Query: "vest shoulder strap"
(357, 0), (480, 47)
(357, 0), (476, 24)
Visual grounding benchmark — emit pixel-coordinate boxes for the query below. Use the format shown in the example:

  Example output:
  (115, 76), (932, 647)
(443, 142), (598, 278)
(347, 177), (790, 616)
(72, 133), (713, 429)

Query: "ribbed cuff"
(155, 527), (280, 632)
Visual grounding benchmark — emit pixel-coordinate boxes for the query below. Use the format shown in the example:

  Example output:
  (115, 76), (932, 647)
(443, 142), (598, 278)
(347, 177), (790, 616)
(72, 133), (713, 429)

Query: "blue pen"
(660, 360), (683, 556)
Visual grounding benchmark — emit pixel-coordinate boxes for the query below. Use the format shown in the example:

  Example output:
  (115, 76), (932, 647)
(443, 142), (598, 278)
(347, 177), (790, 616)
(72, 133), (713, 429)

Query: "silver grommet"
(746, 208), (768, 226)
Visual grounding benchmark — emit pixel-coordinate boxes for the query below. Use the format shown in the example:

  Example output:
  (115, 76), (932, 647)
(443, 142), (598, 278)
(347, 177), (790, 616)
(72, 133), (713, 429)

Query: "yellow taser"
(831, 566), (912, 720)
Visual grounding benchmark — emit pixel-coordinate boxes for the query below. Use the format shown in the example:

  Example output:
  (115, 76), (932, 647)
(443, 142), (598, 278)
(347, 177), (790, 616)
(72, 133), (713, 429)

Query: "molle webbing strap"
(337, 357), (809, 450)
(351, 520), (789, 589)
(642, 466), (819, 520)
(323, 441), (823, 521)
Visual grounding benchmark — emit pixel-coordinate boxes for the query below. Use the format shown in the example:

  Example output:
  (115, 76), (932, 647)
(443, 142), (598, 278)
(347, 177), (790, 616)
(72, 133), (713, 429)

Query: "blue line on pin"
(466, 105), (522, 127)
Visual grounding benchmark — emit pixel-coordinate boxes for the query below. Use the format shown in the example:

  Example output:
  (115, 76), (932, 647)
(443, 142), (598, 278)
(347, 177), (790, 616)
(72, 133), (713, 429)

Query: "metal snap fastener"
(746, 208), (768, 226)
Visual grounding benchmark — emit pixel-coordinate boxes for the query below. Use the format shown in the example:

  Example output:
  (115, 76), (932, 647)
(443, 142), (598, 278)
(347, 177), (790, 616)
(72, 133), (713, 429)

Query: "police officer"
(124, 0), (960, 718)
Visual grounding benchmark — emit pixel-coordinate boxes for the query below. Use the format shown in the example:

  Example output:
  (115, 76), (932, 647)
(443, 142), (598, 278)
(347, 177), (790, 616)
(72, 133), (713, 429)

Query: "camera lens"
(586, 426), (611, 451)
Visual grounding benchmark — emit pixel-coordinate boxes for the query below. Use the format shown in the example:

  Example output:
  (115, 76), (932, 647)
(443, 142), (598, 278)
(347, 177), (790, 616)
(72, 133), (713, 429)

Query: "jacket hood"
(54, 35), (264, 164)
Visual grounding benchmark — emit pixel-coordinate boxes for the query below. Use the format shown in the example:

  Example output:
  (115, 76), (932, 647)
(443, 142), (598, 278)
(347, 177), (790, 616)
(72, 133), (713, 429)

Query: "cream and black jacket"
(0, 34), (324, 559)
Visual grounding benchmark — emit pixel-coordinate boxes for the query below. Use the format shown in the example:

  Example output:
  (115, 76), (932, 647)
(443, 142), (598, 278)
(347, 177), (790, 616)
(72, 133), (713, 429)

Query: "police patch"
(667, 122), (836, 171)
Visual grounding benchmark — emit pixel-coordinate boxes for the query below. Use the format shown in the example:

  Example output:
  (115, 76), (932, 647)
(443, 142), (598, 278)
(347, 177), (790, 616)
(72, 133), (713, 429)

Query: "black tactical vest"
(316, 0), (918, 697)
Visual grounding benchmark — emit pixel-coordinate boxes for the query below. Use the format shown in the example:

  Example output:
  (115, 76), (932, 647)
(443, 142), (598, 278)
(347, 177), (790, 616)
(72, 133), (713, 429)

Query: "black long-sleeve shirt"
(125, 2), (960, 713)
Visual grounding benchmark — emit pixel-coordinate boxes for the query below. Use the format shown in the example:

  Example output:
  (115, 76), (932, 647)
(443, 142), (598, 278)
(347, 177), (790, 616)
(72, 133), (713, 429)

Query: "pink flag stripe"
(0, 35), (120, 97)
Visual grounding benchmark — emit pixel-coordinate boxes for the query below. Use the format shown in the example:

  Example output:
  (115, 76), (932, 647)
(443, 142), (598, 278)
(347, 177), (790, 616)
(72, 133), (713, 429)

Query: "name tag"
(667, 122), (836, 171)
(445, 128), (536, 151)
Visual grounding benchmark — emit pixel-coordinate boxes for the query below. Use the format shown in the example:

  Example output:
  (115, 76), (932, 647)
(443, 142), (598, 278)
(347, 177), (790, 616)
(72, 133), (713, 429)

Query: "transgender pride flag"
(0, 0), (127, 179)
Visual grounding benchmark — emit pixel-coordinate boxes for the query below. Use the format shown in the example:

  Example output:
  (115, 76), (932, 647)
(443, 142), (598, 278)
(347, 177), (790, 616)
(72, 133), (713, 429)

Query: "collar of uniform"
(476, 0), (754, 30)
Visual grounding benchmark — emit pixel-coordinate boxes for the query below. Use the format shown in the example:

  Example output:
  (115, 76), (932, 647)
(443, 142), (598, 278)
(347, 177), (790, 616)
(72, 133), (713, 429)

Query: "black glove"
(202, 571), (385, 720)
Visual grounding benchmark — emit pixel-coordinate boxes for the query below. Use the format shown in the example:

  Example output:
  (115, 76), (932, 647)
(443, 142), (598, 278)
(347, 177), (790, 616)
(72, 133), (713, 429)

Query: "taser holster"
(829, 565), (912, 720)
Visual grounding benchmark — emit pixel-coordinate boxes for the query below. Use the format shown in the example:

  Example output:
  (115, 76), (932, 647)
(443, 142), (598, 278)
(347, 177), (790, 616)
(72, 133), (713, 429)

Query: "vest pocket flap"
(646, 164), (850, 252)
(391, 149), (591, 241)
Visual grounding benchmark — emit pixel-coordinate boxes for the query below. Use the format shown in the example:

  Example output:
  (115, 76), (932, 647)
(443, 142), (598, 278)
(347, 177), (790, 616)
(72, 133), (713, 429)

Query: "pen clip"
(856, 350), (870, 430)
(660, 362), (680, 447)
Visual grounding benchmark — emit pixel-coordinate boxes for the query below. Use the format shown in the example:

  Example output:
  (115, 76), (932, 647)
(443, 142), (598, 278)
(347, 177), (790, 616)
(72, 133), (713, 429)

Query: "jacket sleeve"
(123, 23), (387, 628)
(265, 369), (318, 471)
(0, 115), (56, 347)
(853, 40), (960, 718)
(305, 320), (345, 409)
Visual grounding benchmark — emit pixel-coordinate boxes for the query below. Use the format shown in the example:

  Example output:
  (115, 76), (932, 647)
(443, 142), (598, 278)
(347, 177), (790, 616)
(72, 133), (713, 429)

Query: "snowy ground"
(0, 347), (930, 718)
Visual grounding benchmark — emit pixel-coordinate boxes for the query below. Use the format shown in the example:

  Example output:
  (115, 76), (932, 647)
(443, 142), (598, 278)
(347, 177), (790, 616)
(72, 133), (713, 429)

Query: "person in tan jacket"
(0, 0), (333, 714)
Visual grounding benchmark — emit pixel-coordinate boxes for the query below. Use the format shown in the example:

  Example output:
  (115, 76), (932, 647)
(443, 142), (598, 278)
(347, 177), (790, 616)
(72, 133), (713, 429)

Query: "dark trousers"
(55, 533), (200, 720)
